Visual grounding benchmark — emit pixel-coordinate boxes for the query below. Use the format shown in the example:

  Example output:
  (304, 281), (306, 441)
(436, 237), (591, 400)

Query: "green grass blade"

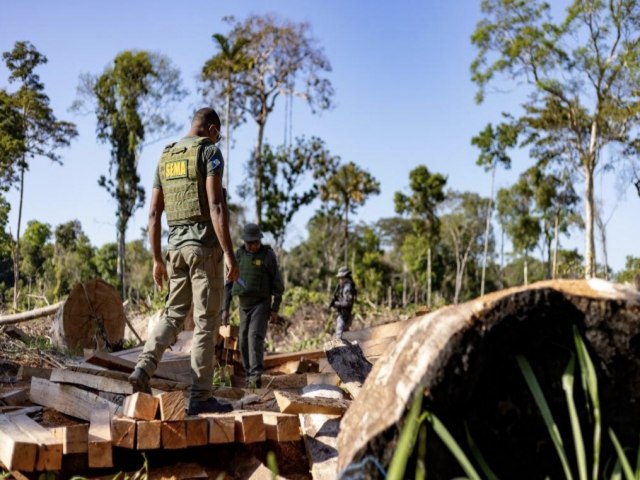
(465, 424), (501, 480)
(610, 428), (635, 480)
(425, 411), (482, 480)
(517, 355), (574, 480)
(388, 388), (427, 480)
(563, 353), (587, 480)
(634, 438), (640, 480)
(611, 460), (623, 480)
(573, 326), (601, 480)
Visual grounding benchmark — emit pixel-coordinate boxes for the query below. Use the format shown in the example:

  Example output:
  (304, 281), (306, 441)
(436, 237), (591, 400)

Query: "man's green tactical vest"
(159, 137), (212, 226)
(231, 245), (271, 298)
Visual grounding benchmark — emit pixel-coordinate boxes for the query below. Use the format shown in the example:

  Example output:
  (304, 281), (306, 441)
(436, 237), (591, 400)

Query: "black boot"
(128, 367), (151, 394)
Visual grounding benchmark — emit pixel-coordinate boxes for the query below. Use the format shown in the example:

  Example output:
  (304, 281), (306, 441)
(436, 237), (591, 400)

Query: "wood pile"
(0, 311), (414, 479)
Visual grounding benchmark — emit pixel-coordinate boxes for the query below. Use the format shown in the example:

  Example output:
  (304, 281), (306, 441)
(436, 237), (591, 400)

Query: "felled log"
(0, 301), (63, 326)
(337, 279), (640, 479)
(51, 279), (125, 351)
(324, 338), (372, 399)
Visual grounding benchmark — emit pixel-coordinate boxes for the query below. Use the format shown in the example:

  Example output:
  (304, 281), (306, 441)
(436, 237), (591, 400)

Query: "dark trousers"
(238, 298), (270, 386)
(336, 310), (353, 338)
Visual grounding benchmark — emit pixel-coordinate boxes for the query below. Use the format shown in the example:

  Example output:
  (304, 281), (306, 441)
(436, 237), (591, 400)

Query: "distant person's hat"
(241, 223), (263, 242)
(336, 266), (351, 278)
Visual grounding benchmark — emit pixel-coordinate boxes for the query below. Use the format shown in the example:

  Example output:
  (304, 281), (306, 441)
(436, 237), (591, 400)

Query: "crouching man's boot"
(128, 367), (151, 394)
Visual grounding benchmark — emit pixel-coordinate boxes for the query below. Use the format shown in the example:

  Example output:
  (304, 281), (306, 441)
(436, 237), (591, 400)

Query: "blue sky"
(1, 0), (638, 273)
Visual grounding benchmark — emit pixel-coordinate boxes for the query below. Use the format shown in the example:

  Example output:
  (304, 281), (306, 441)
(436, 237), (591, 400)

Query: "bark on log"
(0, 302), (63, 326)
(51, 279), (125, 351)
(337, 279), (640, 479)
(324, 338), (372, 399)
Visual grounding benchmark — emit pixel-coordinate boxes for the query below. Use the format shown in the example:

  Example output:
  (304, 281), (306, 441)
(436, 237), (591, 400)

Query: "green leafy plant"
(399, 325), (640, 479)
(212, 365), (232, 387)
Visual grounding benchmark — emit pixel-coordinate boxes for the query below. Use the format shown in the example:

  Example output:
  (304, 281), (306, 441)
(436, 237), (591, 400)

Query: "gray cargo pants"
(238, 298), (270, 387)
(135, 245), (223, 402)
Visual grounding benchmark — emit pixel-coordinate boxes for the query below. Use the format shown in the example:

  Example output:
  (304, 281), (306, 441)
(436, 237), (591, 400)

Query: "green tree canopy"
(202, 14), (334, 224)
(472, 0), (640, 277)
(259, 136), (339, 248)
(2, 40), (78, 309)
(319, 162), (380, 265)
(73, 50), (187, 297)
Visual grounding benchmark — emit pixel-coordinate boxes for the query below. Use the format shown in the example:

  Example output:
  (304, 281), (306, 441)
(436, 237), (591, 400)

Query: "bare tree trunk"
(224, 85), (231, 190)
(402, 262), (407, 308)
(427, 246), (432, 308)
(387, 285), (392, 309)
(343, 203), (350, 266)
(523, 252), (529, 286)
(12, 164), (26, 310)
(552, 214), (559, 280)
(117, 228), (126, 300)
(584, 121), (598, 278)
(254, 118), (266, 226)
(595, 204), (610, 280)
(480, 166), (495, 296)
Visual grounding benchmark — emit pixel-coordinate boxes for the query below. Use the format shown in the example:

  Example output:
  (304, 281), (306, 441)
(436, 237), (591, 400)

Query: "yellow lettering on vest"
(165, 160), (187, 179)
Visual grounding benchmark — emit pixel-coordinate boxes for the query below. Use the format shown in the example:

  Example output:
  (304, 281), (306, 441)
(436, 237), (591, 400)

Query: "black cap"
(241, 223), (263, 242)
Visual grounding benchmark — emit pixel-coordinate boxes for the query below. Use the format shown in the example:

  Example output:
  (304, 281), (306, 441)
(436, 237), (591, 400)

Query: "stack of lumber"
(0, 316), (416, 478)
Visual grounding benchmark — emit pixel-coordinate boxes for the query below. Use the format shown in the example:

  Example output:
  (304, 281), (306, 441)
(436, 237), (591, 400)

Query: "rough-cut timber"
(263, 412), (301, 442)
(29, 377), (118, 422)
(0, 414), (37, 471)
(111, 415), (136, 449)
(49, 423), (88, 454)
(234, 412), (266, 444)
(51, 279), (125, 351)
(203, 414), (235, 444)
(300, 414), (341, 480)
(185, 417), (208, 447)
(88, 404), (112, 468)
(337, 279), (640, 479)
(136, 420), (162, 450)
(158, 391), (186, 421)
(122, 392), (158, 420)
(161, 420), (187, 449)
(324, 338), (372, 399)
(274, 389), (350, 415)
(11, 414), (62, 471)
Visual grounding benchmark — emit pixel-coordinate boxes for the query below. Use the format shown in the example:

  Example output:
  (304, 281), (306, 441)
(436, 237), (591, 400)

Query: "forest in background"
(2, 3), (640, 315)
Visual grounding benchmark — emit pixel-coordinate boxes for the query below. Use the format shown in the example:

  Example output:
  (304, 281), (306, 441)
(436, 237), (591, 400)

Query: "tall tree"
(472, 0), (640, 278)
(0, 89), (25, 189)
(202, 14), (334, 224)
(496, 178), (542, 286)
(440, 191), (488, 304)
(201, 33), (252, 189)
(19, 220), (52, 306)
(0, 194), (13, 302)
(2, 41), (78, 310)
(471, 121), (516, 295)
(52, 220), (96, 298)
(259, 137), (338, 248)
(319, 162), (380, 266)
(525, 165), (581, 279)
(73, 50), (186, 297)
(394, 165), (447, 306)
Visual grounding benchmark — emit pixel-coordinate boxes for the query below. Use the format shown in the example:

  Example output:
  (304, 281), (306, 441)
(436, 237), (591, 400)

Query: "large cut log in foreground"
(51, 279), (125, 351)
(337, 279), (640, 479)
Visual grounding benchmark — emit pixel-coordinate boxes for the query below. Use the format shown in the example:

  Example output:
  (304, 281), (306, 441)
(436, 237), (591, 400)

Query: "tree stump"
(337, 279), (640, 479)
(51, 279), (125, 352)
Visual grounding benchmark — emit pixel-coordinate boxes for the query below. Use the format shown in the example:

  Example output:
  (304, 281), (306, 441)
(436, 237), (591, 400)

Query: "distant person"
(128, 107), (239, 415)
(329, 267), (357, 338)
(221, 223), (284, 388)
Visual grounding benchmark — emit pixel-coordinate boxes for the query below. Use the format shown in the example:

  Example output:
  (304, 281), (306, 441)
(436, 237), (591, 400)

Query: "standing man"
(221, 223), (284, 388)
(330, 267), (357, 338)
(128, 107), (239, 415)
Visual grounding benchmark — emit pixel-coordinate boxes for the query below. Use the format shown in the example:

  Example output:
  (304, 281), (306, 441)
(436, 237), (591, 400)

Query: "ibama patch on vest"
(165, 160), (188, 179)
